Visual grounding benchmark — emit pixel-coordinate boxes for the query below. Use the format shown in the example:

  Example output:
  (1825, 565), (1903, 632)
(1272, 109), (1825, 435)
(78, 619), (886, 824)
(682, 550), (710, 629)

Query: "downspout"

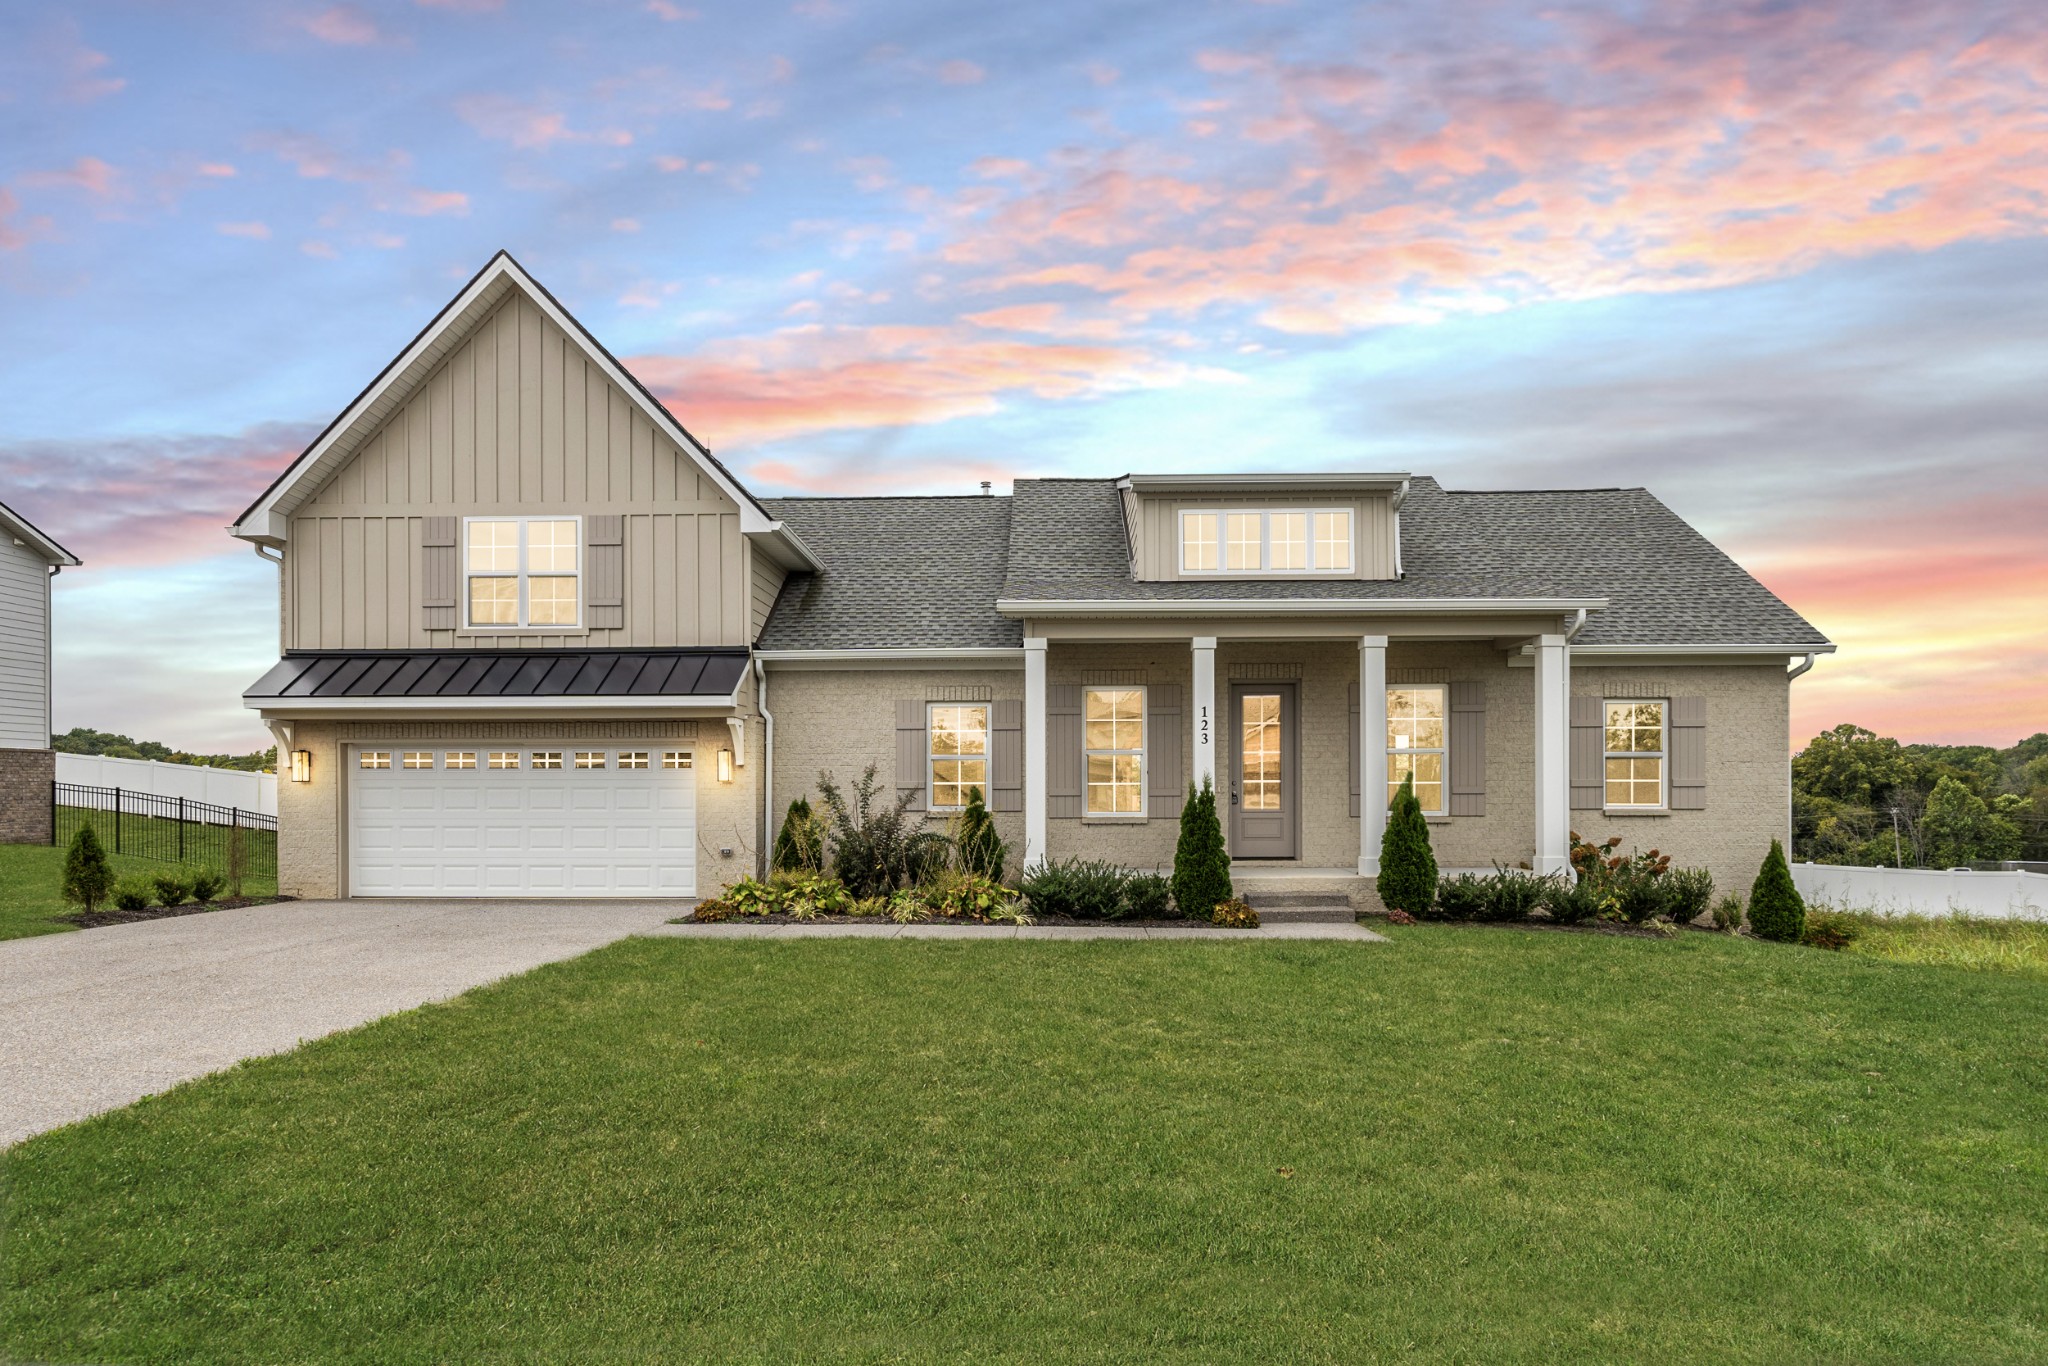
(1785, 653), (1816, 854)
(1786, 653), (1815, 680)
(756, 657), (774, 877)
(1563, 607), (1588, 641)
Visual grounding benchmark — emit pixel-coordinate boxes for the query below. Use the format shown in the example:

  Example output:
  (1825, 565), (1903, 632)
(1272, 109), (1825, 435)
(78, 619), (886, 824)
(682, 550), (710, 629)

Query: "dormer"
(1116, 473), (1409, 583)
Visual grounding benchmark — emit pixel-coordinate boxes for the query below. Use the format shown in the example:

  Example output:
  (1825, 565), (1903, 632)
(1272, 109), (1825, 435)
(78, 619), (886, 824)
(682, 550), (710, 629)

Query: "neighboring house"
(0, 500), (82, 844)
(233, 252), (1833, 903)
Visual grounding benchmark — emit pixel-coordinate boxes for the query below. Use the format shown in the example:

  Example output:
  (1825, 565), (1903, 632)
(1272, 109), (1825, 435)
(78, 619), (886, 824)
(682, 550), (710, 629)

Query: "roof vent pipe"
(980, 481), (992, 496)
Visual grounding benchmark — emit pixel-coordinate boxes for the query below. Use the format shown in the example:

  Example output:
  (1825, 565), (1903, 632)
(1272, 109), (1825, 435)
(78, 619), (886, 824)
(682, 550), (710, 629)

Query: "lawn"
(5, 928), (2044, 1363)
(1839, 911), (2048, 979)
(0, 827), (280, 942)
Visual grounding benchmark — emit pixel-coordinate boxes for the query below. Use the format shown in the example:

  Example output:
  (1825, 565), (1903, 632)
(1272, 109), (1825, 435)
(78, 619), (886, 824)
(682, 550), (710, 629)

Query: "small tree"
(1172, 777), (1232, 918)
(1747, 838), (1806, 943)
(953, 785), (1007, 882)
(61, 825), (116, 913)
(771, 795), (826, 873)
(1376, 772), (1438, 915)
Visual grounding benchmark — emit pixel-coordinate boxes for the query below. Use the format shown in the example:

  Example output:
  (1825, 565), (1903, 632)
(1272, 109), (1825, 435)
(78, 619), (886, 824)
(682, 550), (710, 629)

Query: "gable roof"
(758, 476), (1830, 651)
(228, 251), (813, 568)
(0, 498), (81, 566)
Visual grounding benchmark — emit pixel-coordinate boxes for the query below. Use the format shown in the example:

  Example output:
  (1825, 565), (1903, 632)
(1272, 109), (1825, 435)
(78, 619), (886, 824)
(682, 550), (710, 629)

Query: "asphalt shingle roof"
(757, 477), (1829, 651)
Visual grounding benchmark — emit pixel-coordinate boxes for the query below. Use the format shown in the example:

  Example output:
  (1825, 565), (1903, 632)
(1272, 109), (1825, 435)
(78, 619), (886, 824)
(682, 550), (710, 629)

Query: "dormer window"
(1178, 508), (1353, 575)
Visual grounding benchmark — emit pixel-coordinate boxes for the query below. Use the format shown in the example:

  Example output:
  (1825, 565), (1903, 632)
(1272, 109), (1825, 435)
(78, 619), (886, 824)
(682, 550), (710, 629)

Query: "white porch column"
(1024, 637), (1049, 870)
(1191, 635), (1217, 793)
(1358, 635), (1388, 876)
(1532, 632), (1570, 875)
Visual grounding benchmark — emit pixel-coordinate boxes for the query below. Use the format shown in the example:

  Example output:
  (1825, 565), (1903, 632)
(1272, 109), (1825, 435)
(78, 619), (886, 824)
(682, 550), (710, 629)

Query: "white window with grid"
(927, 704), (989, 810)
(1084, 687), (1146, 815)
(1386, 686), (1446, 815)
(1605, 701), (1666, 808)
(464, 516), (581, 629)
(1178, 508), (1355, 575)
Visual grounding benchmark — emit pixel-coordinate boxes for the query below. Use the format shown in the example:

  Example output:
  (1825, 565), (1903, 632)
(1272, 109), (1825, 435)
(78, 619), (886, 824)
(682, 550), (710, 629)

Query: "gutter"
(1567, 643), (1838, 656)
(752, 647), (1026, 663)
(243, 693), (743, 715)
(1787, 653), (1817, 679)
(995, 596), (1610, 618)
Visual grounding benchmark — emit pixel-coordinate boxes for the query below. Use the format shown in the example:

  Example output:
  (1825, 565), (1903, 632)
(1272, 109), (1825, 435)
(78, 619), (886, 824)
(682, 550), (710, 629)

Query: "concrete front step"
(1254, 906), (1359, 924)
(1230, 867), (1385, 915)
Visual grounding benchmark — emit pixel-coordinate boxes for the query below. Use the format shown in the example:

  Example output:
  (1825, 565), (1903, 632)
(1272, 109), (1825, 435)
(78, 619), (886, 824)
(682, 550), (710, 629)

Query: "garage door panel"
(351, 745), (695, 898)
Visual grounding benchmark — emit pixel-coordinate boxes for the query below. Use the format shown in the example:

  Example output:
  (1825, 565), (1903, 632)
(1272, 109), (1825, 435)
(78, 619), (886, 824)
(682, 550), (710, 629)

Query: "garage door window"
(663, 751), (692, 769)
(402, 751), (433, 769)
(446, 751), (476, 769)
(574, 751), (606, 769)
(533, 752), (563, 769)
(360, 751), (390, 769)
(488, 751), (519, 769)
(619, 752), (649, 769)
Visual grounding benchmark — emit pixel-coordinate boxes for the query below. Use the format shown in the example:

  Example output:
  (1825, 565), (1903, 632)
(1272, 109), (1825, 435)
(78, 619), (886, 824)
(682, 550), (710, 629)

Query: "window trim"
(462, 514), (584, 631)
(1082, 684), (1148, 818)
(926, 701), (991, 812)
(1603, 698), (1668, 810)
(1177, 507), (1355, 577)
(1384, 683), (1448, 817)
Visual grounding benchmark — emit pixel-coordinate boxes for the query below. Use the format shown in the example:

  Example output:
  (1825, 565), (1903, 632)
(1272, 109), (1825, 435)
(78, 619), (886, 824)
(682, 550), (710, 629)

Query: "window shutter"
(1449, 680), (1486, 817)
(1347, 682), (1361, 817)
(1669, 696), (1706, 809)
(1569, 695), (1603, 810)
(1047, 684), (1082, 819)
(991, 698), (1023, 812)
(1147, 684), (1183, 818)
(895, 699), (926, 812)
(586, 515), (624, 630)
(421, 517), (458, 630)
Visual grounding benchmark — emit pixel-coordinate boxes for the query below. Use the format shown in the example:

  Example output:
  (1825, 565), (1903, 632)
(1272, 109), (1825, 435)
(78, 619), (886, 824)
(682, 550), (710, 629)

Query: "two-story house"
(233, 252), (1832, 904)
(1, 499), (81, 845)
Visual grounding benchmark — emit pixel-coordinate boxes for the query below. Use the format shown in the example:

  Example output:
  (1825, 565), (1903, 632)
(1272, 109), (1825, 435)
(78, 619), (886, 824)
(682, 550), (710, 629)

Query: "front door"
(1228, 682), (1298, 859)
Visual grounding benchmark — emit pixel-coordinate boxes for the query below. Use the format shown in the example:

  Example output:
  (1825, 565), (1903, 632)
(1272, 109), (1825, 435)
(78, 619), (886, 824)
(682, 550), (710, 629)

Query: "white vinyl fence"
(53, 753), (278, 817)
(1792, 862), (2048, 921)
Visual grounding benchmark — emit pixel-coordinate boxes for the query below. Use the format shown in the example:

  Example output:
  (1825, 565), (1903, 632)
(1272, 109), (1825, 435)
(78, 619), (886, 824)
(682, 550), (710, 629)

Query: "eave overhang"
(996, 595), (1609, 618)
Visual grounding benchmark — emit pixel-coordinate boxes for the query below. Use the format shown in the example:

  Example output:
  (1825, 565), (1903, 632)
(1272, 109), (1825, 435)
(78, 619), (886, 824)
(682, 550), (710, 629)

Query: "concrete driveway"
(0, 899), (677, 1147)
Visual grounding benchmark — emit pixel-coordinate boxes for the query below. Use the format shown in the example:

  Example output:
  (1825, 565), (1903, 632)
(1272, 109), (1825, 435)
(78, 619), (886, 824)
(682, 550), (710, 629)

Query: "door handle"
(1229, 784), (1238, 806)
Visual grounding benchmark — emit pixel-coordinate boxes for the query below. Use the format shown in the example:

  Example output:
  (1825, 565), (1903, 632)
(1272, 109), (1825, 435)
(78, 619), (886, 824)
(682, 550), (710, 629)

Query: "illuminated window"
(1605, 701), (1666, 808)
(464, 517), (580, 628)
(532, 751), (563, 770)
(1178, 508), (1355, 575)
(445, 752), (476, 769)
(574, 751), (605, 770)
(401, 751), (434, 770)
(1386, 686), (1446, 815)
(618, 752), (649, 769)
(1084, 687), (1145, 815)
(927, 704), (989, 810)
(662, 751), (692, 770)
(359, 751), (391, 770)
(487, 751), (519, 770)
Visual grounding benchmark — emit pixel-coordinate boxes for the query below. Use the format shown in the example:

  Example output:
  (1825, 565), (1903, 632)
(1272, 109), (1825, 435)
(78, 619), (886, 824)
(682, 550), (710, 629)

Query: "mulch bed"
(62, 896), (294, 929)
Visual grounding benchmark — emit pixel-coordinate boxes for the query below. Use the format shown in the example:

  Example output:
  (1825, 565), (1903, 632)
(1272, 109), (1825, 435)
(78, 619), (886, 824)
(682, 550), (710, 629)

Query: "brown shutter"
(990, 698), (1023, 812)
(1147, 684), (1183, 818)
(422, 517), (458, 630)
(1668, 696), (1706, 809)
(1448, 680), (1485, 817)
(586, 515), (624, 630)
(1347, 682), (1361, 817)
(895, 699), (926, 812)
(1569, 695), (1604, 810)
(1047, 684), (1082, 819)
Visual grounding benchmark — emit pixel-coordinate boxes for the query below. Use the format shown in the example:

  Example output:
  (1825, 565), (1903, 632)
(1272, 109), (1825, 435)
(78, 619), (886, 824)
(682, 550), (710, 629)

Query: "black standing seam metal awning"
(246, 649), (750, 701)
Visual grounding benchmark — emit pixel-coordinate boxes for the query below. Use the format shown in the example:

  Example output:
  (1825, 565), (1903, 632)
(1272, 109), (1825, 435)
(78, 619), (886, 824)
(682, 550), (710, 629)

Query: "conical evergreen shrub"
(61, 824), (116, 912)
(1172, 777), (1232, 918)
(954, 785), (1007, 882)
(771, 796), (824, 873)
(1376, 772), (1438, 915)
(1746, 837), (1806, 942)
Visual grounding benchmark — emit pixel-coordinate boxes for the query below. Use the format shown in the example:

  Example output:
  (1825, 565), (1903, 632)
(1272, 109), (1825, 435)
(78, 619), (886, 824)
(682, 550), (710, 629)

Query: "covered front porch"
(1013, 611), (1594, 885)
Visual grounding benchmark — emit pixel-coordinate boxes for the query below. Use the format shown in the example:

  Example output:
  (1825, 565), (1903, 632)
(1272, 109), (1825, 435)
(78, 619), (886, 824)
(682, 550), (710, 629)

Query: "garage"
(349, 745), (697, 897)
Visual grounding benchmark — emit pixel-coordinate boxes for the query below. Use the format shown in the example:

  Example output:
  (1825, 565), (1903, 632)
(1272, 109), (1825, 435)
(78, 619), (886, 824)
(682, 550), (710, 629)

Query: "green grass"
(5, 929), (2045, 1363)
(0, 822), (279, 941)
(1835, 910), (2048, 979)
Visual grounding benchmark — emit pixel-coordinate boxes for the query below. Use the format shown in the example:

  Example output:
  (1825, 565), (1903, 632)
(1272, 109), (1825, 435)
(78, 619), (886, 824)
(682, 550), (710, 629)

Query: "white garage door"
(349, 745), (696, 897)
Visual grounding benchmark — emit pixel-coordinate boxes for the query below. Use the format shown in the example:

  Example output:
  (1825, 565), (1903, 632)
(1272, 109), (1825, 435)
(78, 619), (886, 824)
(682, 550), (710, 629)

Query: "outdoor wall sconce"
(289, 750), (313, 783)
(717, 748), (734, 783)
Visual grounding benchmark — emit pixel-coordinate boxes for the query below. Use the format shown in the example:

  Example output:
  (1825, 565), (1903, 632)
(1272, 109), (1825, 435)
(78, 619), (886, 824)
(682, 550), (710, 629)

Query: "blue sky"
(3, 0), (2044, 751)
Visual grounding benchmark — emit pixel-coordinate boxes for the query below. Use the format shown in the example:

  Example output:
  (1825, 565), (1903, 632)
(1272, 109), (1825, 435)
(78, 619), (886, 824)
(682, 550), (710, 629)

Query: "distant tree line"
(52, 727), (276, 774)
(1793, 725), (2046, 868)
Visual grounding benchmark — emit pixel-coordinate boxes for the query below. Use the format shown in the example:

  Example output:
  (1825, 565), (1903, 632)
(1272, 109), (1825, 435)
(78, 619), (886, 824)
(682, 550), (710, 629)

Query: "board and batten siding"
(749, 547), (789, 642)
(0, 536), (53, 748)
(286, 293), (747, 650)
(1129, 493), (1399, 581)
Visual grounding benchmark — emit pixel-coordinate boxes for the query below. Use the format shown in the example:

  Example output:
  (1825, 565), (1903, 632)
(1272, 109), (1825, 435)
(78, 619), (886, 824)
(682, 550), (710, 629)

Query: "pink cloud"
(417, 0), (503, 10)
(250, 132), (467, 216)
(299, 5), (381, 45)
(301, 239), (339, 258)
(197, 162), (237, 178)
(455, 94), (633, 150)
(645, 0), (698, 18)
(217, 220), (271, 239)
(22, 156), (121, 198)
(938, 59), (986, 86)
(0, 188), (55, 252)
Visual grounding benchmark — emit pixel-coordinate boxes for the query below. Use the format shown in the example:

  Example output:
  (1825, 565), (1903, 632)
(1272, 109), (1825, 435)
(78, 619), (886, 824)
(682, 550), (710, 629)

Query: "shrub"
(847, 896), (888, 918)
(61, 825), (116, 912)
(1171, 777), (1232, 921)
(951, 786), (1007, 882)
(769, 871), (851, 919)
(816, 765), (949, 897)
(1711, 893), (1745, 933)
(1430, 873), (1489, 922)
(690, 898), (738, 923)
(924, 870), (1029, 923)
(1211, 897), (1260, 928)
(151, 871), (192, 908)
(189, 868), (226, 903)
(1802, 908), (1866, 951)
(1123, 872), (1174, 920)
(722, 877), (781, 917)
(771, 796), (827, 874)
(1376, 773), (1438, 915)
(1747, 838), (1806, 943)
(1483, 866), (1548, 922)
(1541, 871), (1602, 926)
(1606, 853), (1675, 924)
(111, 877), (154, 912)
(1021, 857), (1131, 920)
(887, 889), (928, 924)
(1667, 867), (1715, 925)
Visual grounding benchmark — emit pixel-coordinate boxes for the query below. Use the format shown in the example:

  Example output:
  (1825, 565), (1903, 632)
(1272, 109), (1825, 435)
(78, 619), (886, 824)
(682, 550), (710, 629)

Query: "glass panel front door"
(1229, 683), (1297, 859)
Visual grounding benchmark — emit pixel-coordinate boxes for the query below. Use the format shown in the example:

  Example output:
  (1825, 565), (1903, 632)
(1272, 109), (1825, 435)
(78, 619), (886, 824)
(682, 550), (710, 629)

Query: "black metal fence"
(53, 782), (279, 886)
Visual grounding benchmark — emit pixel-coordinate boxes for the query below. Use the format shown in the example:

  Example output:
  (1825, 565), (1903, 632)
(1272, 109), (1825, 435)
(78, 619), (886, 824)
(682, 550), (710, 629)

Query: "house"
(232, 252), (1833, 903)
(0, 499), (82, 844)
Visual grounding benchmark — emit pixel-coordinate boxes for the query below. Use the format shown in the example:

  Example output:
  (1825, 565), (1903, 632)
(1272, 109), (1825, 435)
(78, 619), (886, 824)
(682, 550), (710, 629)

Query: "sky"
(2, 0), (2044, 754)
